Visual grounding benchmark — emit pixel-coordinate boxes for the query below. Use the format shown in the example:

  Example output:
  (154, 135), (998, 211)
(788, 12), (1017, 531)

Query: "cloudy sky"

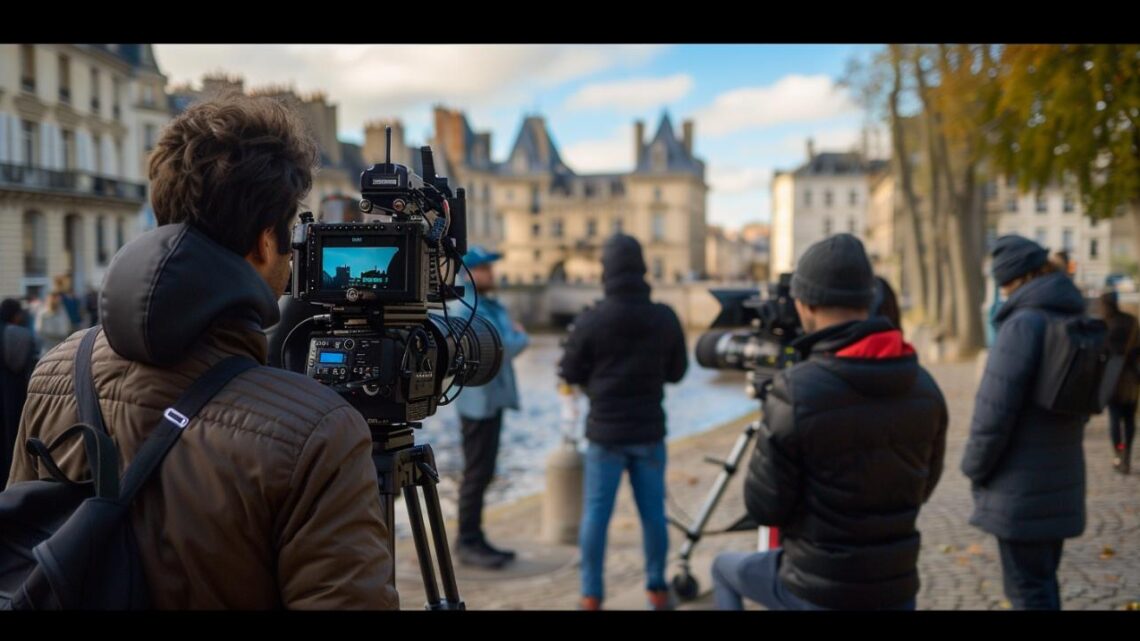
(154, 44), (883, 231)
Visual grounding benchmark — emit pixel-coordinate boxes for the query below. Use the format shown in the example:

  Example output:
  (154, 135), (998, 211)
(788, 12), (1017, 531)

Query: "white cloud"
(708, 165), (772, 195)
(155, 44), (668, 139)
(693, 74), (858, 137)
(561, 127), (635, 174)
(565, 74), (694, 112)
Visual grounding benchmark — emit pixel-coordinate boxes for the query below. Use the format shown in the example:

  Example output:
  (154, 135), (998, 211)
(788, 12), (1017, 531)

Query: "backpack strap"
(25, 423), (120, 498)
(117, 356), (258, 503)
(73, 326), (107, 435)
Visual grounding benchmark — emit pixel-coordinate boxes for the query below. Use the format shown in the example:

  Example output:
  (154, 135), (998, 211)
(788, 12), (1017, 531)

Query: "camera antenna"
(385, 126), (392, 171)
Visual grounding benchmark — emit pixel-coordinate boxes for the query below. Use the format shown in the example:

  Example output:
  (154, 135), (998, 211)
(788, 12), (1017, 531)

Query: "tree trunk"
(914, 47), (950, 337)
(939, 244), (957, 339)
(910, 44), (989, 357)
(888, 45), (929, 321)
(945, 170), (986, 357)
(1131, 201), (1140, 274)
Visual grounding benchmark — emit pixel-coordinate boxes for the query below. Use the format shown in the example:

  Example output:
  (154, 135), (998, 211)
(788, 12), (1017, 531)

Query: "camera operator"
(6, 94), (398, 609)
(711, 234), (947, 610)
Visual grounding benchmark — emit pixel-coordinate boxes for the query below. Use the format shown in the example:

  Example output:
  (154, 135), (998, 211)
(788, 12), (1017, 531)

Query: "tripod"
(666, 402), (766, 602)
(372, 425), (464, 610)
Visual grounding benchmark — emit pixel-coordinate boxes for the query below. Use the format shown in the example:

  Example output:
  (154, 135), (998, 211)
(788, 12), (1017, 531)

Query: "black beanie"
(790, 234), (875, 309)
(991, 235), (1048, 285)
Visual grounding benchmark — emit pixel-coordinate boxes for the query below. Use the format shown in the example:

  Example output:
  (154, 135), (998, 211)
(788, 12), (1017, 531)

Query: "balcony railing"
(0, 163), (146, 202)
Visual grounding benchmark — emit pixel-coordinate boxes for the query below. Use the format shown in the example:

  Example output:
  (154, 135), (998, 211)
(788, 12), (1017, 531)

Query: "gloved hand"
(558, 381), (582, 444)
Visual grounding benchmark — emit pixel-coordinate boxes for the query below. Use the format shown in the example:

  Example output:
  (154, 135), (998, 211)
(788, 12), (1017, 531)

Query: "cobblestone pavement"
(394, 359), (1140, 610)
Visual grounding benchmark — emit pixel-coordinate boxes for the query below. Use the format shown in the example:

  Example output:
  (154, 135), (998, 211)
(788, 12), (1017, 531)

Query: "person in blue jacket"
(962, 235), (1088, 610)
(447, 246), (529, 569)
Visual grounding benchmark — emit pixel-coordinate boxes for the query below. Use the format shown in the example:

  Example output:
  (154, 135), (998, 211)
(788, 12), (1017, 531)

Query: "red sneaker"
(647, 589), (675, 611)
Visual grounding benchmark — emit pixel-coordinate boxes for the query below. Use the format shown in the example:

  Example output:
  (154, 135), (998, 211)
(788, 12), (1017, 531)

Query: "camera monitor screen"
(320, 235), (407, 292)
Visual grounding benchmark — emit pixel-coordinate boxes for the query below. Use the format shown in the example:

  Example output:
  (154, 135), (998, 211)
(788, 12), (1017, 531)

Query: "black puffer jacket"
(745, 317), (948, 609)
(1105, 309), (1139, 406)
(961, 270), (1088, 541)
(558, 235), (688, 445)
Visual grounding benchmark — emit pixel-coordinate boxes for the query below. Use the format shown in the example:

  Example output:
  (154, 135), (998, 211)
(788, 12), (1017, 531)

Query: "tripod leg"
(377, 493), (398, 591)
(676, 420), (760, 555)
(403, 485), (443, 608)
(420, 474), (463, 608)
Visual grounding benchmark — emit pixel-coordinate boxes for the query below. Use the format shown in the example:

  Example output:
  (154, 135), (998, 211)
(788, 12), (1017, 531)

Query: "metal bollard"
(542, 439), (584, 545)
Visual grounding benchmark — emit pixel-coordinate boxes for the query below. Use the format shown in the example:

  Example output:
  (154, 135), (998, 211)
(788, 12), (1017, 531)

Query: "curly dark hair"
(148, 92), (319, 256)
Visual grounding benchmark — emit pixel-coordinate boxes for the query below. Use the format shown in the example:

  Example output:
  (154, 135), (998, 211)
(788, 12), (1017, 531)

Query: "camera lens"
(696, 330), (730, 369)
(445, 315), (503, 387)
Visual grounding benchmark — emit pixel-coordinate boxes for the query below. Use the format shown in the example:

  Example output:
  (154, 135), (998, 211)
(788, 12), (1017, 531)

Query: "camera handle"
(372, 427), (465, 610)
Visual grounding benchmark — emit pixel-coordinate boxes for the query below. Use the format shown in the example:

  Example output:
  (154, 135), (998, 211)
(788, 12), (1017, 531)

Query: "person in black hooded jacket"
(558, 233), (688, 610)
(712, 234), (948, 611)
(962, 235), (1089, 610)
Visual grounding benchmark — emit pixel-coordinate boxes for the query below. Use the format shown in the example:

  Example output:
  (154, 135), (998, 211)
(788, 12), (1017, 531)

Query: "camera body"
(285, 136), (501, 429)
(695, 273), (803, 398)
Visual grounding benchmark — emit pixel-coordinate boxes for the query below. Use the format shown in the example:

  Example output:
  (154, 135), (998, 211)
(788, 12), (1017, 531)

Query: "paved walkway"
(393, 359), (1140, 610)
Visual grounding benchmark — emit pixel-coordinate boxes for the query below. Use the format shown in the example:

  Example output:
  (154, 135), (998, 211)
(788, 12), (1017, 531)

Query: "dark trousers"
(458, 411), (503, 543)
(1108, 402), (1136, 454)
(997, 539), (1064, 610)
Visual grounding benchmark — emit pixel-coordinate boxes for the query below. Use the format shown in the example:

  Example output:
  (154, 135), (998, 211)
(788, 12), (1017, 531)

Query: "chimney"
(475, 132), (492, 167)
(634, 120), (645, 167)
(806, 138), (815, 162)
(682, 120), (694, 156)
(433, 106), (466, 167)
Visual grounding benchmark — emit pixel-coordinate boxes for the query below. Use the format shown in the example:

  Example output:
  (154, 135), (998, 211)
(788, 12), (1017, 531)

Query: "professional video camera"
(284, 129), (503, 428)
(279, 128), (505, 609)
(667, 273), (803, 601)
(694, 273), (803, 398)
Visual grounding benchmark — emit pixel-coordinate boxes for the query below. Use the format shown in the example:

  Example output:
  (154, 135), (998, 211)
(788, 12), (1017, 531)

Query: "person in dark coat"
(961, 234), (1089, 610)
(712, 234), (948, 610)
(1, 299), (38, 481)
(558, 233), (688, 611)
(1101, 291), (1138, 474)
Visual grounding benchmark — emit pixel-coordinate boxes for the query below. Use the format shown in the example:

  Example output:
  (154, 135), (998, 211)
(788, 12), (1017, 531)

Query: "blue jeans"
(579, 440), (669, 601)
(997, 539), (1064, 610)
(712, 550), (917, 611)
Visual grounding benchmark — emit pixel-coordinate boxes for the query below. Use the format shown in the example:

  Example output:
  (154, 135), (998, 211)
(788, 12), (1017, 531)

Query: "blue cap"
(463, 245), (503, 269)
